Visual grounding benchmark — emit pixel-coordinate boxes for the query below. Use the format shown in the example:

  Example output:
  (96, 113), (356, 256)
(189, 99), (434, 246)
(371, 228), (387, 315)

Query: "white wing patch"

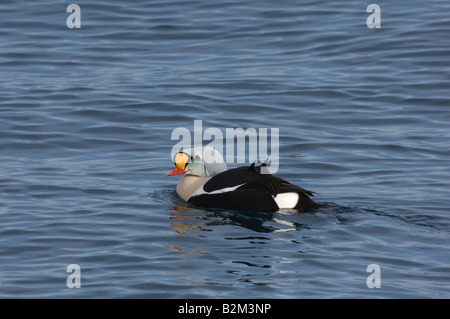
(188, 183), (245, 200)
(273, 192), (299, 209)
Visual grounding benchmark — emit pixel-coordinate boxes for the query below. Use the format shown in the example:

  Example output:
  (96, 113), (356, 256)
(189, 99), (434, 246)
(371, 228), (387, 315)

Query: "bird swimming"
(166, 147), (321, 211)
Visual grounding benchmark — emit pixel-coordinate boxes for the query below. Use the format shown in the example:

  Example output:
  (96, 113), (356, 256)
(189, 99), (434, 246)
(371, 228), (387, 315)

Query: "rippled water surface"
(1, 0), (449, 298)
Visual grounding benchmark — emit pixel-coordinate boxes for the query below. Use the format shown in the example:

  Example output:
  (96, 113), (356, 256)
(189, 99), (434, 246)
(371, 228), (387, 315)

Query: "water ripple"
(1, 0), (449, 298)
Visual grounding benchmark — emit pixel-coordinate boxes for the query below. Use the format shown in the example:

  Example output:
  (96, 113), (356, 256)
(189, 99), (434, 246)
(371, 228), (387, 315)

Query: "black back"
(190, 163), (321, 211)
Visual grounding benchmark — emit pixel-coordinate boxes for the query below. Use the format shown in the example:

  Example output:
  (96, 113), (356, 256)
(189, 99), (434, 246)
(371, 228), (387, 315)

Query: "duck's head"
(165, 147), (227, 178)
(165, 152), (207, 177)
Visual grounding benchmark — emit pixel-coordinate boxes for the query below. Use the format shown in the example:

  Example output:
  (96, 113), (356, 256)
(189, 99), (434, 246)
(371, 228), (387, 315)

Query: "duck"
(166, 147), (321, 211)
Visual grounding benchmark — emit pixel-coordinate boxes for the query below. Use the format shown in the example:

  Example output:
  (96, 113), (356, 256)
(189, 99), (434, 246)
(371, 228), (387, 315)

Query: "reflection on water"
(167, 203), (316, 234)
(153, 187), (337, 240)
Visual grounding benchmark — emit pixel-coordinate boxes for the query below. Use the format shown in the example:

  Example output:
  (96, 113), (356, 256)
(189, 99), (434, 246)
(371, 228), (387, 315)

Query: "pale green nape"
(185, 161), (209, 178)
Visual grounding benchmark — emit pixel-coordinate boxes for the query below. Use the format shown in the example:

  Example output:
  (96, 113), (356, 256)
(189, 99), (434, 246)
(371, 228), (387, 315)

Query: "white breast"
(176, 175), (210, 201)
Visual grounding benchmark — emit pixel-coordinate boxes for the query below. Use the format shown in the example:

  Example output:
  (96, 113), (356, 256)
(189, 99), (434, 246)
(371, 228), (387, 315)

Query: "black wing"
(196, 163), (321, 211)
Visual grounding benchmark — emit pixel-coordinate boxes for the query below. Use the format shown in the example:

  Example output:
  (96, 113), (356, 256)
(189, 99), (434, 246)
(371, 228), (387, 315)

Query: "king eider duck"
(166, 147), (321, 211)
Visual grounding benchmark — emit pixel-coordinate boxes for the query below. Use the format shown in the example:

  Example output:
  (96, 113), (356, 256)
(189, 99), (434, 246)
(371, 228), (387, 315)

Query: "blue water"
(1, 0), (449, 298)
